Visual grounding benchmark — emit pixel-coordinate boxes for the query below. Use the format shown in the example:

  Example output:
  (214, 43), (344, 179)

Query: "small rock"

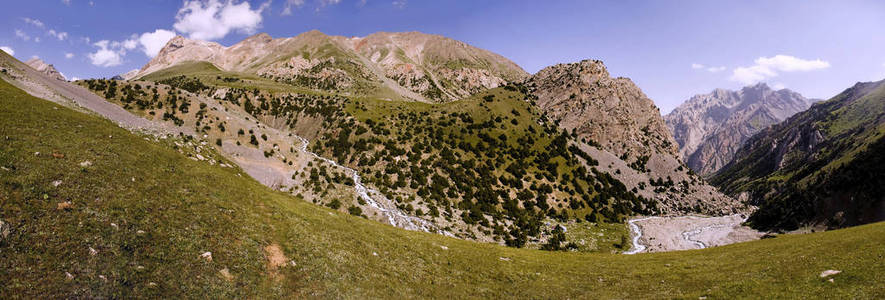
(0, 220), (9, 240)
(110, 223), (118, 230)
(289, 260), (297, 267)
(56, 201), (73, 210)
(51, 152), (65, 159)
(131, 177), (136, 182)
(79, 161), (92, 167)
(65, 272), (74, 281)
(34, 152), (40, 156)
(148, 282), (157, 287)
(89, 247), (98, 256)
(99, 275), (107, 282)
(201, 251), (213, 261)
(828, 278), (835, 283)
(440, 245), (448, 250)
(819, 270), (841, 278)
(52, 180), (63, 187)
(372, 252), (378, 256)
(136, 230), (146, 235)
(136, 266), (145, 270)
(219, 268), (233, 281)
(499, 257), (511, 261)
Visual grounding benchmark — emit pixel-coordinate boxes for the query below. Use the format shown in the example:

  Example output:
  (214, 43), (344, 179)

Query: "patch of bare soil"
(264, 244), (288, 280)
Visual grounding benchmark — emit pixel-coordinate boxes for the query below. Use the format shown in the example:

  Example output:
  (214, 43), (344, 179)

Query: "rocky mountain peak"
(665, 84), (810, 175)
(528, 59), (676, 157)
(25, 58), (66, 81)
(135, 30), (527, 103)
(527, 59), (738, 215)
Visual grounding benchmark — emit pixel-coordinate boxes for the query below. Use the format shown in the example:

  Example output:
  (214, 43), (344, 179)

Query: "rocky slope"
(665, 83), (809, 176)
(712, 79), (885, 230)
(526, 59), (740, 215)
(134, 31), (528, 102)
(25, 58), (66, 81)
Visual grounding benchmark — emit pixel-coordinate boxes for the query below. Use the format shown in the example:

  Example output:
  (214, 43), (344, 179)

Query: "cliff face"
(527, 59), (741, 216)
(25, 58), (66, 81)
(135, 31), (528, 102)
(527, 60), (677, 158)
(712, 80), (885, 230)
(665, 83), (809, 176)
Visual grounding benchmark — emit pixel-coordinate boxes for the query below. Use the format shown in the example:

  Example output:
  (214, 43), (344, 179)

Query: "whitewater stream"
(295, 136), (452, 236)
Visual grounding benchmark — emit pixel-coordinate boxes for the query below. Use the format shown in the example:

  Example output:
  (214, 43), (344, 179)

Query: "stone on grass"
(819, 270), (841, 278)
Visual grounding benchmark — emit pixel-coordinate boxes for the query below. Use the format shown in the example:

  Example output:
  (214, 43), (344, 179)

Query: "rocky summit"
(665, 83), (810, 176)
(25, 58), (66, 81)
(526, 59), (740, 215)
(134, 31), (527, 103)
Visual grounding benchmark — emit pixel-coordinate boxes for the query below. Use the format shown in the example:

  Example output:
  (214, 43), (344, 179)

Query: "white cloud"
(15, 29), (31, 41)
(34, 37), (41, 43)
(48, 29), (69, 41)
(62, 0), (71, 5)
(393, 0), (406, 9)
(65, 52), (74, 59)
(691, 63), (725, 73)
(88, 40), (124, 67)
(173, 0), (270, 40)
(71, 76), (81, 81)
(282, 0), (305, 15)
(23, 17), (45, 28)
(138, 29), (177, 57)
(0, 46), (14, 56)
(772, 82), (786, 90)
(731, 55), (830, 85)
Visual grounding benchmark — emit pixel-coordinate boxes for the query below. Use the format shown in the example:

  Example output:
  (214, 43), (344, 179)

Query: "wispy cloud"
(731, 55), (830, 84)
(282, 0), (305, 15)
(691, 63), (726, 73)
(23, 17), (45, 28)
(15, 29), (31, 41)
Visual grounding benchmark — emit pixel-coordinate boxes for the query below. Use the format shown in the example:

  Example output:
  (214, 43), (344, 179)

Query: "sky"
(2, 0), (885, 114)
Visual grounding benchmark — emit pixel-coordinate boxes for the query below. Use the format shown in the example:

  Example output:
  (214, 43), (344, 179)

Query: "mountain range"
(665, 83), (810, 176)
(712, 79), (885, 230)
(134, 31), (527, 103)
(2, 28), (884, 297)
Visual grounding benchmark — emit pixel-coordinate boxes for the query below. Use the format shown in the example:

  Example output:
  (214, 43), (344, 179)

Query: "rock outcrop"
(665, 83), (809, 176)
(25, 58), (66, 81)
(527, 59), (741, 215)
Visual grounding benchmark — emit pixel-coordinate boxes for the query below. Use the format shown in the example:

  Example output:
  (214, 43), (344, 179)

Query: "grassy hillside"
(2, 77), (885, 298)
(78, 76), (652, 246)
(712, 80), (885, 230)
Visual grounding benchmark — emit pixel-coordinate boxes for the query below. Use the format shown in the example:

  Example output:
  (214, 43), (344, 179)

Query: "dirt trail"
(625, 215), (764, 254)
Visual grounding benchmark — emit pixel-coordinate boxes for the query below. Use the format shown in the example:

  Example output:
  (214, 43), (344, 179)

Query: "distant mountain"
(25, 58), (66, 81)
(111, 69), (140, 81)
(134, 31), (528, 102)
(712, 79), (885, 230)
(527, 59), (740, 215)
(665, 83), (809, 176)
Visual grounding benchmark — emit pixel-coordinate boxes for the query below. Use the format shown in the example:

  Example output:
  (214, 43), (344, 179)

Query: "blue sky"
(2, 0), (885, 113)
